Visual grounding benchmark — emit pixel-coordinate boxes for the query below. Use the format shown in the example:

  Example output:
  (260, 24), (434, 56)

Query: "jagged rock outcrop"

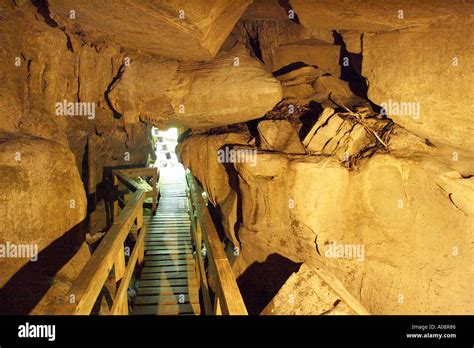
(275, 66), (366, 108)
(288, 0), (474, 150)
(108, 44), (283, 129)
(177, 131), (253, 246)
(258, 120), (305, 154)
(262, 263), (367, 315)
(49, 0), (252, 61)
(303, 107), (392, 163)
(272, 39), (341, 76)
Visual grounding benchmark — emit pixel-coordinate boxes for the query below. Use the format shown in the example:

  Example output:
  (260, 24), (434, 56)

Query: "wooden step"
(144, 254), (194, 262)
(138, 278), (199, 288)
(144, 259), (194, 267)
(140, 272), (196, 280)
(134, 293), (199, 305)
(142, 265), (195, 273)
(133, 303), (200, 315)
(137, 286), (197, 296)
(145, 245), (193, 252)
(145, 249), (192, 256)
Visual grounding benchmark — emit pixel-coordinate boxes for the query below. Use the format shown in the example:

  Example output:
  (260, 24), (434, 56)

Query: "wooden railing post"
(56, 168), (154, 315)
(113, 173), (119, 223)
(114, 247), (126, 284)
(185, 169), (247, 315)
(152, 170), (158, 214)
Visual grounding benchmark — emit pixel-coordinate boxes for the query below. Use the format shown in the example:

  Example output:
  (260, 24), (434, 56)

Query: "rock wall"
(0, 1), (153, 313)
(176, 0), (474, 314)
(178, 123), (474, 314)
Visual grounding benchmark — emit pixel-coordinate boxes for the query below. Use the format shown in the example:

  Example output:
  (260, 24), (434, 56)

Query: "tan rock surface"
(272, 39), (341, 76)
(109, 45), (283, 129)
(0, 135), (88, 314)
(291, 0), (474, 32)
(49, 0), (252, 60)
(362, 26), (474, 149)
(261, 263), (359, 315)
(258, 120), (306, 154)
(177, 132), (253, 246)
(231, 151), (474, 314)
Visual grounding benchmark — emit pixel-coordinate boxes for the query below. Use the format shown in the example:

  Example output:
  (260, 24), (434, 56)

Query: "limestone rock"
(0, 135), (88, 314)
(272, 39), (341, 76)
(261, 263), (362, 315)
(290, 0), (473, 32)
(177, 132), (253, 246)
(362, 26), (474, 149)
(230, 151), (474, 314)
(109, 45), (283, 129)
(257, 120), (306, 154)
(49, 0), (252, 60)
(304, 111), (382, 162)
(311, 75), (366, 108)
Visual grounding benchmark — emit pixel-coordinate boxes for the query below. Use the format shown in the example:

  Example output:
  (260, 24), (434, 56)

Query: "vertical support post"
(113, 173), (119, 224)
(214, 295), (222, 315)
(136, 207), (143, 230)
(87, 135), (96, 234)
(152, 170), (157, 214)
(114, 246), (126, 284)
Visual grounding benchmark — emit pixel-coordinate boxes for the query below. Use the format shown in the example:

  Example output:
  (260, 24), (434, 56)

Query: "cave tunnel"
(0, 0), (473, 344)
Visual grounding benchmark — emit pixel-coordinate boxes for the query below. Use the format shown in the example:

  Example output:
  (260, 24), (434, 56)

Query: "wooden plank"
(144, 259), (194, 267)
(142, 265), (193, 273)
(137, 286), (197, 296)
(146, 249), (192, 255)
(133, 303), (200, 315)
(185, 170), (248, 315)
(114, 170), (141, 192)
(113, 175), (119, 223)
(144, 244), (192, 250)
(144, 254), (193, 262)
(144, 240), (191, 245)
(190, 219), (212, 315)
(134, 294), (198, 305)
(138, 278), (199, 288)
(111, 222), (148, 315)
(56, 189), (145, 315)
(140, 272), (196, 280)
(114, 247), (126, 283)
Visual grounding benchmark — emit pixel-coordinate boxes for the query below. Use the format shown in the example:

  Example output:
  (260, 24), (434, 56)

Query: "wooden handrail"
(185, 169), (248, 315)
(55, 167), (158, 315)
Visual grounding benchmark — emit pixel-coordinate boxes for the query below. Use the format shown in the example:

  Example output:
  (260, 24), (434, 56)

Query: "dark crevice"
(31, 0), (74, 52)
(332, 31), (389, 117)
(298, 101), (324, 139)
(277, 0), (300, 24)
(332, 30), (368, 99)
(104, 62), (126, 119)
(273, 61), (312, 77)
(243, 24), (263, 63)
(31, 0), (58, 28)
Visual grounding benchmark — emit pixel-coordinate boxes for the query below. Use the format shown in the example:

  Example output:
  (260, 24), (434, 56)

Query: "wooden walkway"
(133, 166), (200, 315)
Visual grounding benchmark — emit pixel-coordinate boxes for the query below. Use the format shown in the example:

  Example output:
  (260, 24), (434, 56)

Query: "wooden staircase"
(133, 166), (200, 315)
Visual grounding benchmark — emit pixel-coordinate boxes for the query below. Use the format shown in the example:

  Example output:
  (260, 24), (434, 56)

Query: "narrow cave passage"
(0, 1), (473, 336)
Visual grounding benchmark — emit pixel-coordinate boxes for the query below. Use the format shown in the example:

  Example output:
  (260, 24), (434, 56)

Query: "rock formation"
(0, 0), (472, 316)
